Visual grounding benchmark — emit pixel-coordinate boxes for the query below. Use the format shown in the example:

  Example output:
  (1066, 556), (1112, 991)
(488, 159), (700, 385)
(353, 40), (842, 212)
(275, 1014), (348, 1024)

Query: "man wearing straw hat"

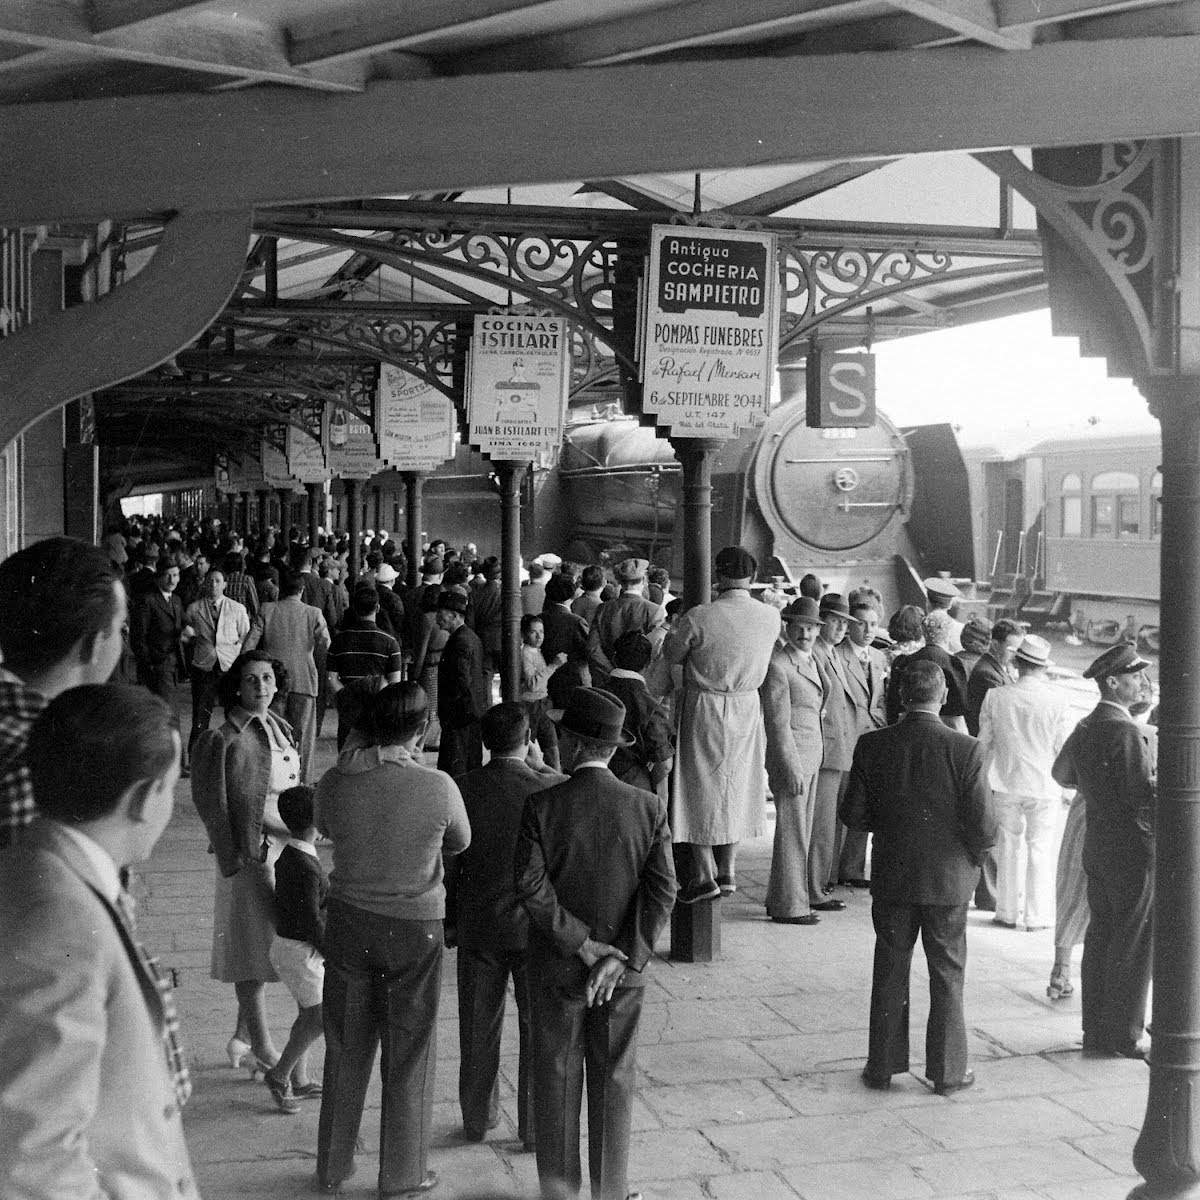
(515, 687), (676, 1200)
(977, 634), (1074, 932)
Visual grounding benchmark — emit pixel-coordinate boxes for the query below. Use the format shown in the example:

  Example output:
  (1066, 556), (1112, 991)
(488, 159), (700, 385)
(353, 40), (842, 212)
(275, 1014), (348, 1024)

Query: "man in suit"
(835, 593), (890, 888)
(540, 572), (591, 710)
(132, 556), (186, 701)
(244, 568), (330, 781)
(515, 687), (676, 1200)
(760, 596), (827, 925)
(810, 593), (862, 911)
(436, 589), (489, 777)
(469, 559), (503, 681)
(0, 683), (197, 1198)
(841, 659), (997, 1095)
(448, 702), (565, 1149)
(587, 558), (662, 687)
(1052, 642), (1156, 1059)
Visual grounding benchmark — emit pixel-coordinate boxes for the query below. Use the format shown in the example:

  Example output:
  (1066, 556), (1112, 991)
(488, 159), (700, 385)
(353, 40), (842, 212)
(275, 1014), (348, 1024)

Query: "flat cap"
(614, 557), (649, 584)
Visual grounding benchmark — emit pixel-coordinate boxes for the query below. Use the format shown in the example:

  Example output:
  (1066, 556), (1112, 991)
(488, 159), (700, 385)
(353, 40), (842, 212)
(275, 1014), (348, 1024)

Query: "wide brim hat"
(375, 563), (399, 584)
(818, 593), (862, 623)
(1014, 634), (1054, 667)
(1083, 641), (1150, 680)
(435, 589), (468, 614)
(781, 596), (824, 626)
(715, 545), (757, 580)
(923, 576), (962, 600)
(614, 557), (649, 584)
(556, 686), (635, 747)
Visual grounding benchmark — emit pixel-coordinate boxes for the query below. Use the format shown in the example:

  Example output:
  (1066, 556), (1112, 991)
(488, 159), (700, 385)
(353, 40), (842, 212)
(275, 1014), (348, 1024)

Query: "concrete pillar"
(495, 461), (524, 703)
(1131, 378), (1200, 1199)
(403, 472), (425, 590)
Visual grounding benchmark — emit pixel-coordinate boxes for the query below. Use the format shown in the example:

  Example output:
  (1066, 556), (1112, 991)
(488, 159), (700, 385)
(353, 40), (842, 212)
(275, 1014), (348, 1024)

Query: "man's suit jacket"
(837, 641), (888, 733)
(448, 757), (566, 952)
(840, 711), (998, 906)
(539, 604), (590, 708)
(761, 640), (826, 795)
(1053, 701), (1156, 873)
(134, 590), (185, 668)
(588, 592), (660, 676)
(438, 623), (489, 730)
(887, 645), (968, 726)
(812, 636), (860, 772)
(515, 765), (676, 988)
(0, 821), (197, 1199)
(245, 595), (330, 696)
(966, 651), (1010, 735)
(470, 580), (503, 659)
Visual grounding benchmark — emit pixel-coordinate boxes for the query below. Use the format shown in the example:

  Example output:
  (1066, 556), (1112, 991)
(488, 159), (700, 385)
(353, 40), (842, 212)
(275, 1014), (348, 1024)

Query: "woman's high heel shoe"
(263, 1068), (301, 1115)
(246, 1055), (276, 1081)
(226, 1036), (252, 1069)
(1047, 969), (1074, 1000)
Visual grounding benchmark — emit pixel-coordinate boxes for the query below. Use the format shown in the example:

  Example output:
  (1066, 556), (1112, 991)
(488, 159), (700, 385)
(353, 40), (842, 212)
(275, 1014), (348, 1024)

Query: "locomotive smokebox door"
(752, 400), (913, 559)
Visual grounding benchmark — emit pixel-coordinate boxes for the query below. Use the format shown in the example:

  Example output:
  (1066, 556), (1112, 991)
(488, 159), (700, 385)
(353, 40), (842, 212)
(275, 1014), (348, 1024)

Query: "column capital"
(1141, 374), (1200, 418)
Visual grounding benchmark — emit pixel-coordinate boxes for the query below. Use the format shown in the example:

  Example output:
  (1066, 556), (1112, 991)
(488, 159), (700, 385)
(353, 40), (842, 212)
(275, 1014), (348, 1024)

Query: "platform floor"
(142, 710), (1149, 1200)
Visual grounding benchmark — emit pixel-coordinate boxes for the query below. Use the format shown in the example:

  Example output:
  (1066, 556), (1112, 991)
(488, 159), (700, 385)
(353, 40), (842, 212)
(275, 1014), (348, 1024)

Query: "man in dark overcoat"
(435, 590), (489, 778)
(841, 659), (997, 1095)
(1052, 642), (1156, 1059)
(515, 687), (676, 1200)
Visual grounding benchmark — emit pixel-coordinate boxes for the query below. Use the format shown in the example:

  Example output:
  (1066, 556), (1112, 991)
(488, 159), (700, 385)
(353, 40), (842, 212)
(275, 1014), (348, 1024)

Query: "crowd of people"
(0, 515), (1159, 1200)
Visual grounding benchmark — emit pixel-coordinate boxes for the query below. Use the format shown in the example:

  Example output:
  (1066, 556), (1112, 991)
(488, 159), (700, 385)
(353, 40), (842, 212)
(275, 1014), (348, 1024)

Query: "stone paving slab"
(124, 700), (1153, 1199)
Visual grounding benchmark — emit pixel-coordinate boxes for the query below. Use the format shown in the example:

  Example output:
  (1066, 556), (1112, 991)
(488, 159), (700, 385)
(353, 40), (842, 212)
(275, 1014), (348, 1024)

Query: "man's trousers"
(457, 945), (535, 1148)
(530, 974), (643, 1200)
(866, 898), (969, 1087)
(1082, 858), (1153, 1053)
(810, 768), (848, 902)
(318, 901), (442, 1195)
(765, 766), (820, 919)
(995, 791), (1058, 928)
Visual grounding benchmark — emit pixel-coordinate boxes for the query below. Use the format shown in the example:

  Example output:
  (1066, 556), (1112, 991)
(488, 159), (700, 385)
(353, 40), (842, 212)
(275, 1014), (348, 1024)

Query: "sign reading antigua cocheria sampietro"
(640, 224), (779, 438)
(466, 312), (571, 459)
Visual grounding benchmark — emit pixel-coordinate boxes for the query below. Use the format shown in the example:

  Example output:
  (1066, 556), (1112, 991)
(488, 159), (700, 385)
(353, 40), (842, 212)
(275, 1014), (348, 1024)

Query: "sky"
(872, 308), (1159, 455)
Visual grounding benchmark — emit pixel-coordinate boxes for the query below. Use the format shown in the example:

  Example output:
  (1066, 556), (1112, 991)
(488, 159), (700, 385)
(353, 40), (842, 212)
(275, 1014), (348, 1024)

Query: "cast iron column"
(403, 472), (425, 590)
(305, 482), (322, 548)
(373, 485), (383, 534)
(669, 436), (724, 963)
(239, 491), (251, 536)
(495, 461), (524, 703)
(344, 479), (360, 581)
(1132, 379), (1200, 1198)
(276, 487), (292, 548)
(255, 489), (268, 537)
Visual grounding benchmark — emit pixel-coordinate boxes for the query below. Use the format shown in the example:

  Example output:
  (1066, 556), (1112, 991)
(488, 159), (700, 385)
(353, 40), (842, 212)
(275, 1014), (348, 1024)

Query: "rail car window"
(1090, 471), (1140, 539)
(1061, 473), (1082, 537)
(1151, 471), (1162, 538)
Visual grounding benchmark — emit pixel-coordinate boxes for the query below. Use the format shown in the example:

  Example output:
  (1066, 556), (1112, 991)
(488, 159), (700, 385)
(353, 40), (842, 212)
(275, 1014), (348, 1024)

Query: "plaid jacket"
(0, 668), (47, 850)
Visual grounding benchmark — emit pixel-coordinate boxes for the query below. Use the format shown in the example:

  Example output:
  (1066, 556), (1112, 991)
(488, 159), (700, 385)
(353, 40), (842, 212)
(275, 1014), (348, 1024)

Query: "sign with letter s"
(806, 350), (876, 428)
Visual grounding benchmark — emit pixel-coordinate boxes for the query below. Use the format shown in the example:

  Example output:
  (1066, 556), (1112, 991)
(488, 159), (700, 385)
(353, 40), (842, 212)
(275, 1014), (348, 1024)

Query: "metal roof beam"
(879, 0), (1033, 46)
(721, 160), (900, 215)
(576, 180), (690, 212)
(7, 37), (1200, 226)
(996, 0), (1186, 28)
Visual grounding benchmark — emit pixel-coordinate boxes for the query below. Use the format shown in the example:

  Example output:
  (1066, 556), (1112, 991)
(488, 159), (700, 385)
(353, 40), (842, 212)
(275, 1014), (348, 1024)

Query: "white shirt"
(978, 674), (1075, 800)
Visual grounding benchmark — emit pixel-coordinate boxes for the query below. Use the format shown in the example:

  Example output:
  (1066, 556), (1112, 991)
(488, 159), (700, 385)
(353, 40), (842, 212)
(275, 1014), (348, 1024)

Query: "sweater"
(315, 744), (470, 920)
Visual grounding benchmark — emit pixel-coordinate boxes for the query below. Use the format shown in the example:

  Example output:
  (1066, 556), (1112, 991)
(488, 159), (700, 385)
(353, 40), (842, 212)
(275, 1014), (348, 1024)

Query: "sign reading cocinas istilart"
(467, 313), (571, 460)
(640, 225), (779, 439)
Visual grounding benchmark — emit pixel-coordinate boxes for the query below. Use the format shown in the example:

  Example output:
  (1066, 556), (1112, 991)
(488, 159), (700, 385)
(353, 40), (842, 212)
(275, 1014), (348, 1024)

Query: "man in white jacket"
(977, 635), (1074, 930)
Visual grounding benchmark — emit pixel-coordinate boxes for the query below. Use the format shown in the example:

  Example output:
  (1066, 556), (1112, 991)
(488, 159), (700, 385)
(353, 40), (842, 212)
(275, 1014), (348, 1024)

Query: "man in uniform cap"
(1052, 642), (1156, 1059)
(515, 687), (676, 1200)
(663, 546), (781, 902)
(587, 558), (660, 687)
(977, 635), (1074, 931)
(924, 576), (964, 654)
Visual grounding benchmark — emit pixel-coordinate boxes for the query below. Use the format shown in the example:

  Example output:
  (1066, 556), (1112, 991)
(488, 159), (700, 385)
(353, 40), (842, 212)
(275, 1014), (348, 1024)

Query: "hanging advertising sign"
(377, 364), (457, 470)
(261, 435), (299, 489)
(805, 349), (877, 429)
(327, 402), (381, 480)
(466, 312), (571, 459)
(640, 224), (779, 439)
(286, 422), (330, 484)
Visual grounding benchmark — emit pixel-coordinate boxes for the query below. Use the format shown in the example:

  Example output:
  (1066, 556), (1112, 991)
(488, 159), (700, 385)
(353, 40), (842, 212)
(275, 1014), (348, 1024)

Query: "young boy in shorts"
(264, 785), (328, 1114)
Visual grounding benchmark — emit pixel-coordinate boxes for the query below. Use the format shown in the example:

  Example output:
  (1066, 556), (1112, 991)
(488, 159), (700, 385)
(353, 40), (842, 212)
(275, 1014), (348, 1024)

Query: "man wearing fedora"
(515, 687), (676, 1200)
(1052, 642), (1156, 1059)
(587, 558), (661, 687)
(761, 596), (827, 924)
(809, 593), (863, 911)
(436, 589), (489, 778)
(978, 634), (1074, 931)
(663, 546), (781, 902)
(841, 659), (997, 1095)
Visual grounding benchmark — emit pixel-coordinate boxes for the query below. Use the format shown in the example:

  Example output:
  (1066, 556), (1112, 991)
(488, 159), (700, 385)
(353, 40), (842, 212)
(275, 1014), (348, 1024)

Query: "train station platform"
(145, 705), (1148, 1200)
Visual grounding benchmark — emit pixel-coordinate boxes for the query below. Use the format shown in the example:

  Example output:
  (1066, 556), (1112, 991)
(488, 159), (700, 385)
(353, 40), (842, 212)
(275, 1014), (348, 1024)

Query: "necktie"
(115, 889), (192, 1108)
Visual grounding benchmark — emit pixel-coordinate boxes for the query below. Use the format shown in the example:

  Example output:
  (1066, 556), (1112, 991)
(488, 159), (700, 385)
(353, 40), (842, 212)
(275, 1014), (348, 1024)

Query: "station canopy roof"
(2, 0), (1193, 484)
